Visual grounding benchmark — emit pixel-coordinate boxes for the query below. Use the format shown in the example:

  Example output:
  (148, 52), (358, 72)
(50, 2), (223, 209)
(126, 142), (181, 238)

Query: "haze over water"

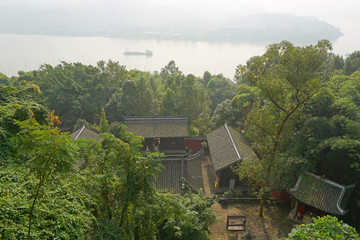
(0, 0), (359, 79)
(0, 34), (268, 78)
(0, 31), (358, 79)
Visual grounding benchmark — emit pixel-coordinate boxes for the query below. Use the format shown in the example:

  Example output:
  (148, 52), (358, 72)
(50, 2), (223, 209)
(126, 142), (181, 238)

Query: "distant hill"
(0, 2), (342, 44)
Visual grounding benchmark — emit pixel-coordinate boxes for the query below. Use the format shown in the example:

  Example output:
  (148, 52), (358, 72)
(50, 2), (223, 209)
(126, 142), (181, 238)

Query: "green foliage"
(0, 84), (48, 165)
(211, 99), (234, 128)
(160, 60), (182, 81)
(202, 71), (212, 87)
(109, 121), (123, 138)
(14, 61), (129, 130)
(284, 215), (359, 240)
(0, 167), (93, 240)
(98, 106), (109, 133)
(13, 112), (78, 239)
(74, 130), (216, 239)
(136, 76), (156, 116)
(0, 73), (10, 85)
(1, 101), (217, 239)
(229, 84), (259, 129)
(234, 40), (332, 216)
(156, 191), (216, 240)
(345, 51), (360, 75)
(206, 74), (236, 113)
(72, 118), (98, 133)
(178, 74), (210, 120)
(292, 70), (360, 184)
(10, 60), (215, 133)
(317, 53), (345, 81)
(76, 130), (164, 238)
(160, 88), (177, 116)
(191, 117), (212, 137)
(14, 113), (77, 182)
(106, 78), (157, 120)
(9, 46), (360, 238)
(97, 60), (129, 87)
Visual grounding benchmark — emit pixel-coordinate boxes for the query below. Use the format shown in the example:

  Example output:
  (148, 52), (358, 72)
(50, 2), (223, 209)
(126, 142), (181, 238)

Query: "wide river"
(0, 22), (359, 79)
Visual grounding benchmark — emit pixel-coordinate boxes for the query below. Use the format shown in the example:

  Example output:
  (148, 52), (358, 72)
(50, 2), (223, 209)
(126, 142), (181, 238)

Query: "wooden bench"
(226, 214), (246, 231)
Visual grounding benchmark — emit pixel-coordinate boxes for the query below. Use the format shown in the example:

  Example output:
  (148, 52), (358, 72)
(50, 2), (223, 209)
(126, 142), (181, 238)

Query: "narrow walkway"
(201, 155), (212, 197)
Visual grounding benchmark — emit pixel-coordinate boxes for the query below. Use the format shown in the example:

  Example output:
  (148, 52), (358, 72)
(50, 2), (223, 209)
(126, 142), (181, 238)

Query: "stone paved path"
(201, 155), (212, 197)
(201, 156), (295, 240)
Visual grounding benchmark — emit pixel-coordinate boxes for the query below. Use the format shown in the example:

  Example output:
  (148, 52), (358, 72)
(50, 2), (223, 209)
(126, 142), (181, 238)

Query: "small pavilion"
(288, 172), (356, 223)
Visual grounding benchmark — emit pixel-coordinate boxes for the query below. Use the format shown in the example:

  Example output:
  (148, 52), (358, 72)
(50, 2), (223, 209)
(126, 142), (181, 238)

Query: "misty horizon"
(0, 1), (343, 45)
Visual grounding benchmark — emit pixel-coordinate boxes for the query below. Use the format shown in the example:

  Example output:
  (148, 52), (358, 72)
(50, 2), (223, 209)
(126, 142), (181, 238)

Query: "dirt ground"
(201, 156), (296, 239)
(209, 201), (296, 240)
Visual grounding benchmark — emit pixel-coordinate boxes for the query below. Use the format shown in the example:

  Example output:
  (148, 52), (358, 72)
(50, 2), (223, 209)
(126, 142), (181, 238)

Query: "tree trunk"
(119, 203), (128, 226)
(259, 194), (265, 217)
(27, 178), (43, 240)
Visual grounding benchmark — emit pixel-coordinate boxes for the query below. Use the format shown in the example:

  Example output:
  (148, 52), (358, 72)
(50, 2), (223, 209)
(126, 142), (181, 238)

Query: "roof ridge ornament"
(224, 123), (241, 160)
(74, 124), (86, 140)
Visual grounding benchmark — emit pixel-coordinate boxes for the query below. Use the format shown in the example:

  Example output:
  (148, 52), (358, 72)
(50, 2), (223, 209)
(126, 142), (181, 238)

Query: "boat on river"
(123, 49), (153, 56)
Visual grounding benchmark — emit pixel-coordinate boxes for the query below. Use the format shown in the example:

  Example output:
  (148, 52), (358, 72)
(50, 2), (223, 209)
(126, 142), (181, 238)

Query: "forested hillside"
(0, 83), (216, 239)
(1, 41), (360, 238)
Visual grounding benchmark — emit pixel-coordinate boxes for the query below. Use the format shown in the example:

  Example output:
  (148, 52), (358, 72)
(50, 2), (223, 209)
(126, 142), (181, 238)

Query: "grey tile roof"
(155, 159), (183, 194)
(206, 124), (256, 172)
(289, 172), (356, 215)
(70, 125), (101, 141)
(186, 152), (205, 192)
(154, 150), (205, 194)
(124, 116), (189, 138)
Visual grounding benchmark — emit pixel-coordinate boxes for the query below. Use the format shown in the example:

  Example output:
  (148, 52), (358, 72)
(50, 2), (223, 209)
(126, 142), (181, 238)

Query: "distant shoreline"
(0, 29), (342, 46)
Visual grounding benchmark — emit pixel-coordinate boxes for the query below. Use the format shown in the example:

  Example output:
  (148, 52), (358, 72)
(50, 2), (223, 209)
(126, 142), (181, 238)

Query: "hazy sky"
(1, 0), (359, 25)
(1, 0), (359, 48)
(2, 0), (359, 22)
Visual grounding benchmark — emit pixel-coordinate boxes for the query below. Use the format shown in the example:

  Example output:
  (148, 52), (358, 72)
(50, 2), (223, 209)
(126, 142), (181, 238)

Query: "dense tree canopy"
(234, 40), (333, 216)
(0, 83), (216, 239)
(284, 216), (359, 240)
(1, 42), (360, 237)
(345, 51), (360, 75)
(6, 60), (214, 136)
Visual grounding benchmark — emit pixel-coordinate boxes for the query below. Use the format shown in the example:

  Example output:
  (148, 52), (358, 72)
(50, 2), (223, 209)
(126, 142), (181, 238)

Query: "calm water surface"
(0, 28), (358, 79)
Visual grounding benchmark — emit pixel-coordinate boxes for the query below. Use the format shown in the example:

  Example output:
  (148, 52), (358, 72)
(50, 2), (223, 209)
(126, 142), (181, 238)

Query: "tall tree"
(206, 74), (237, 113)
(160, 88), (177, 116)
(234, 40), (332, 216)
(202, 71), (212, 87)
(14, 111), (77, 239)
(119, 80), (139, 117)
(160, 60), (182, 81)
(211, 99), (234, 128)
(345, 51), (360, 75)
(0, 83), (47, 164)
(136, 76), (155, 116)
(99, 106), (109, 133)
(178, 74), (210, 119)
(77, 128), (164, 239)
(292, 70), (360, 185)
